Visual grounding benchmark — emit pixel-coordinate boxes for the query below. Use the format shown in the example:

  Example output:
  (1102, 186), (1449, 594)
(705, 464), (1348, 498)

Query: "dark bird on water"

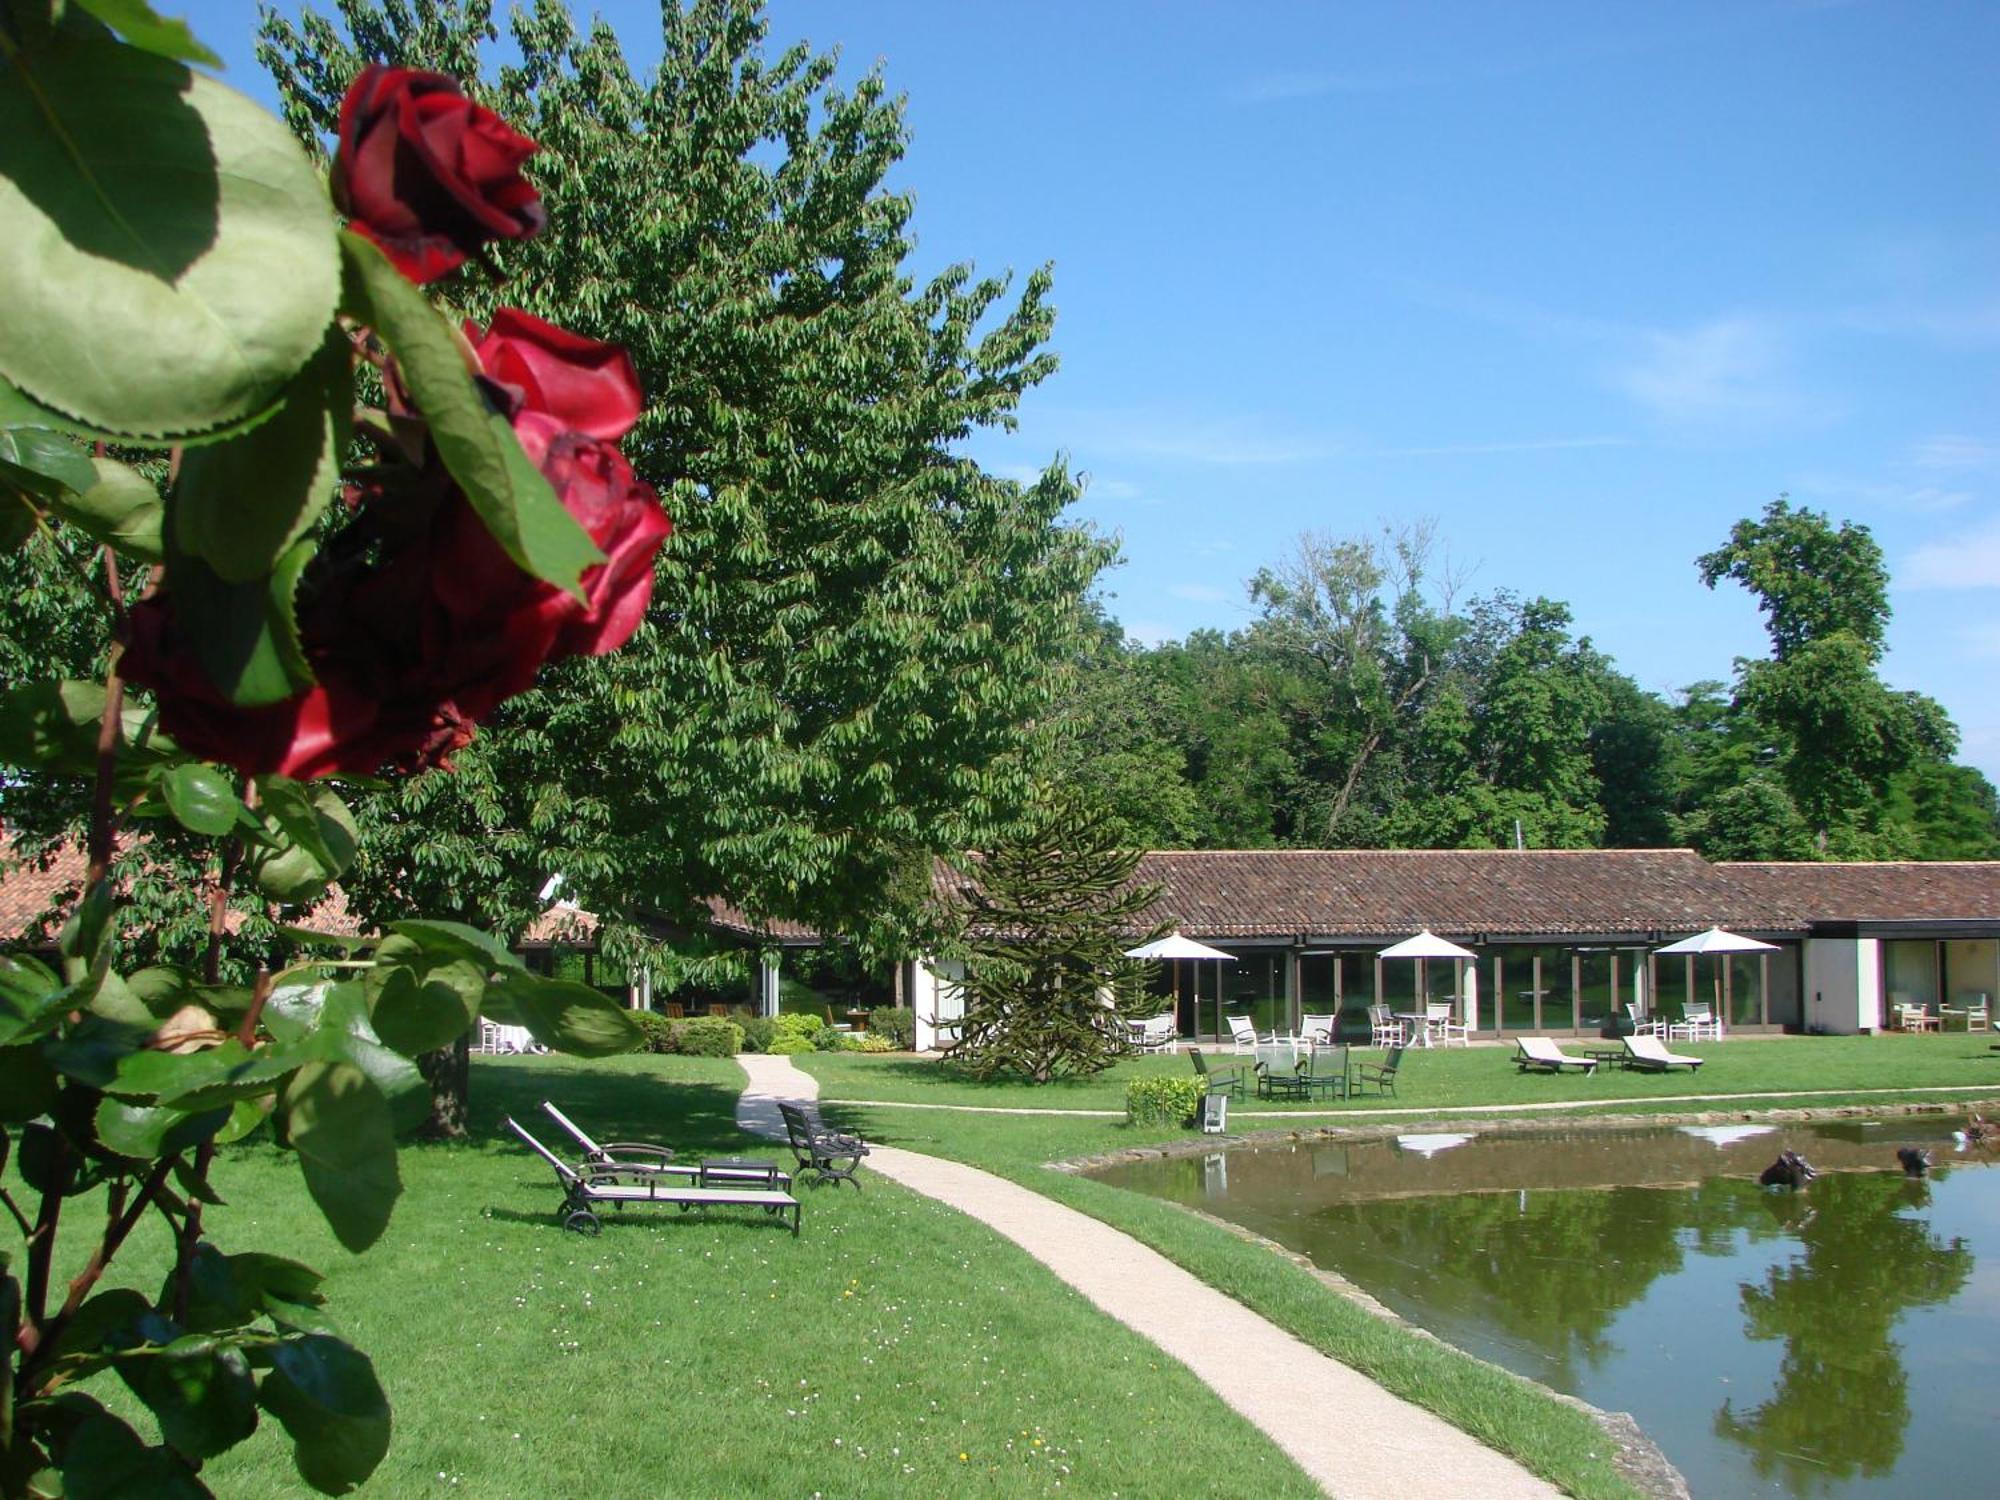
(1759, 1150), (1818, 1189)
(1897, 1146), (1931, 1177)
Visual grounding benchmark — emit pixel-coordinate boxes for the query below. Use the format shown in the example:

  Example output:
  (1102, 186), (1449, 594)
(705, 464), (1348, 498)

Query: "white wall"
(913, 958), (965, 1052)
(1803, 937), (1882, 1033)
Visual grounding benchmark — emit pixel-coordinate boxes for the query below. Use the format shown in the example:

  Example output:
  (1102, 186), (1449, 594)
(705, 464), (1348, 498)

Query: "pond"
(1091, 1118), (2000, 1499)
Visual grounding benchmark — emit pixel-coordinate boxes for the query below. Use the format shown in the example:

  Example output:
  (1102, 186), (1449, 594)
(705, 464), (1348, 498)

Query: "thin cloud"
(1054, 410), (1330, 466)
(1124, 620), (1175, 647)
(1902, 518), (2000, 590)
(1082, 476), (1144, 502)
(1169, 583), (1231, 604)
(1611, 318), (1801, 424)
(1792, 473), (1971, 514)
(1367, 435), (1631, 458)
(1913, 435), (1999, 471)
(1961, 623), (2000, 659)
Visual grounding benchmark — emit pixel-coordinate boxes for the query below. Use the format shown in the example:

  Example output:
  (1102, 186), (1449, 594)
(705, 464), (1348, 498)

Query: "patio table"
(1393, 1012), (1435, 1048)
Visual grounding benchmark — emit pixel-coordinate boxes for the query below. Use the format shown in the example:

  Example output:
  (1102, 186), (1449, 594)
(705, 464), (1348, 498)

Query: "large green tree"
(1696, 497), (1962, 856)
(256, 0), (1112, 953)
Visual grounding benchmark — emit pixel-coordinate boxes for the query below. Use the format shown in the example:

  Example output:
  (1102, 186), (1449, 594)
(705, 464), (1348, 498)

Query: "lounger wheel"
(563, 1209), (602, 1235)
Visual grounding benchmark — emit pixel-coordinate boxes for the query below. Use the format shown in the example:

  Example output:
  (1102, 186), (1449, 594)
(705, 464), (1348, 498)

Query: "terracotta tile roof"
(1722, 862), (2000, 924)
(702, 898), (820, 944)
(0, 841), (87, 947)
(930, 848), (1812, 943)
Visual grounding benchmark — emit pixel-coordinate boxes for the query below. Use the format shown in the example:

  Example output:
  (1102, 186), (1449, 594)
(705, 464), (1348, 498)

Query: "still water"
(1092, 1119), (1999, 1499)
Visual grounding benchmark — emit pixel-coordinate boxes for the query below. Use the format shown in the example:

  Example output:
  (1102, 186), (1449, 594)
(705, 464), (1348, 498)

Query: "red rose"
(330, 65), (544, 284)
(429, 433), (670, 677)
(120, 588), (477, 779)
(470, 309), (642, 443)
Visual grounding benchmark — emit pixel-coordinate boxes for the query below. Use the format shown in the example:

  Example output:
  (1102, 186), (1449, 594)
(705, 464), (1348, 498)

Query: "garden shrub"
(853, 1032), (897, 1053)
(633, 1012), (677, 1054)
(774, 1011), (825, 1042)
(735, 1013), (775, 1053)
(1125, 1076), (1205, 1128)
(866, 1006), (915, 1048)
(766, 1033), (814, 1056)
(674, 1017), (746, 1057)
(812, 1024), (849, 1051)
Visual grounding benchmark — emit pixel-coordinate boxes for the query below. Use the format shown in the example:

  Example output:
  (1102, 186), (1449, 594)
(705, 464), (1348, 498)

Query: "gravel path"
(736, 1052), (1563, 1500)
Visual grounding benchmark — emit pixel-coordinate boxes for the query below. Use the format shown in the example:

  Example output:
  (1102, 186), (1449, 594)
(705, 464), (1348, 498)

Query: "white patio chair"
(1300, 1012), (1339, 1046)
(1669, 1002), (1722, 1042)
(1127, 1013), (1177, 1053)
(1426, 1002), (1470, 1046)
(1225, 1014), (1258, 1054)
(1367, 1005), (1407, 1048)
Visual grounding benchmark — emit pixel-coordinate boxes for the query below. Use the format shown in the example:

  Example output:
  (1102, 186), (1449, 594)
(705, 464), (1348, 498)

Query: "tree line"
(1048, 503), (2000, 862)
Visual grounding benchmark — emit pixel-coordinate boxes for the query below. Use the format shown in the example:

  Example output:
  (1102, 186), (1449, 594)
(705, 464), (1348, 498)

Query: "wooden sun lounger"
(508, 1118), (801, 1236)
(540, 1101), (792, 1191)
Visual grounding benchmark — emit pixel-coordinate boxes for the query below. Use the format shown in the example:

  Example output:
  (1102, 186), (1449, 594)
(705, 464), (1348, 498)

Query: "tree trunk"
(417, 1032), (472, 1140)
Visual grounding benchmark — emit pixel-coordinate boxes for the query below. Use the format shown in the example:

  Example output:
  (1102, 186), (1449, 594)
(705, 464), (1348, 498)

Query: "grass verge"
(15, 1054), (1323, 1498)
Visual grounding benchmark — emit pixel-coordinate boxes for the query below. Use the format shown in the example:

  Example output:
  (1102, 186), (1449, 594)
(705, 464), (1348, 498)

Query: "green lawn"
(791, 1033), (2000, 1500)
(23, 1036), (1997, 1498)
(18, 1054), (1323, 1498)
(802, 1031), (2000, 1116)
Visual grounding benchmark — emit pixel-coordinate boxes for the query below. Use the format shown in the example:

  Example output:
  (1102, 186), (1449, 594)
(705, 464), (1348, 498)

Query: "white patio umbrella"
(1377, 930), (1477, 1021)
(1125, 930), (1234, 1042)
(1655, 927), (1778, 1017)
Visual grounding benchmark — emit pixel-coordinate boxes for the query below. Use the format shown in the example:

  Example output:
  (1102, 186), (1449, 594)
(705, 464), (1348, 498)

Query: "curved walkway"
(736, 1052), (1561, 1500)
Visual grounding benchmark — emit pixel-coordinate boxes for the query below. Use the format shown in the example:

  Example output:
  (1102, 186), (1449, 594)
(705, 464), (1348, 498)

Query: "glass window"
(1577, 948), (1615, 1034)
(1512, 945), (1573, 1031)
(1883, 940), (1939, 1010)
(1653, 953), (1692, 1022)
(1726, 953), (1766, 1027)
(1497, 947), (1538, 1032)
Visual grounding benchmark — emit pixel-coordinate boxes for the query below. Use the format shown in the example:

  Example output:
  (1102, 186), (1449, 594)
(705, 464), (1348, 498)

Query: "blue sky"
(191, 0), (2000, 778)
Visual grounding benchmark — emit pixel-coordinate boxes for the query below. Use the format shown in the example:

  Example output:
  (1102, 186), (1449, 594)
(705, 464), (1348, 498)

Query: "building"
(9, 838), (1996, 1046)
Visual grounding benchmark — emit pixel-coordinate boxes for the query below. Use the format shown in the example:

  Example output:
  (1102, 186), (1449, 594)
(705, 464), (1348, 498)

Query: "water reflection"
(1720, 1174), (1970, 1492)
(1093, 1122), (1991, 1499)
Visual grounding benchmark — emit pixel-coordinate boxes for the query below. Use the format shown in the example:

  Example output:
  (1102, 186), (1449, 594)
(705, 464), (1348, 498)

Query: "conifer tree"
(945, 791), (1163, 1084)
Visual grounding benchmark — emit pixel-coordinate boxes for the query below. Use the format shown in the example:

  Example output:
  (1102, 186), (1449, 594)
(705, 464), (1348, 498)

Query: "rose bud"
(331, 64), (544, 284)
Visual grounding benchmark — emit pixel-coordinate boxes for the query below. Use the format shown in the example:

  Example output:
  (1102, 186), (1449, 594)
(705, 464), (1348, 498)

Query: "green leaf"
(175, 331), (349, 581)
(291, 984), (426, 1133)
(365, 960), (482, 1058)
(0, 954), (72, 1048)
(0, 372), (285, 450)
(70, 0), (223, 67)
(278, 1062), (400, 1253)
(93, 1097), (232, 1158)
(249, 782), (357, 902)
(0, 424), (95, 492)
(41, 1015), (152, 1087)
(161, 763), (243, 836)
(0, 33), (338, 439)
(484, 972), (641, 1058)
(338, 231), (602, 596)
(257, 777), (353, 880)
(122, 1334), (259, 1462)
(0, 678), (176, 778)
(110, 1039), (294, 1107)
(45, 455), (165, 561)
(49, 1286), (151, 1373)
(383, 919), (525, 975)
(56, 1411), (213, 1499)
(162, 529), (315, 708)
(258, 1335), (390, 1496)
(0, 1044), (59, 1121)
